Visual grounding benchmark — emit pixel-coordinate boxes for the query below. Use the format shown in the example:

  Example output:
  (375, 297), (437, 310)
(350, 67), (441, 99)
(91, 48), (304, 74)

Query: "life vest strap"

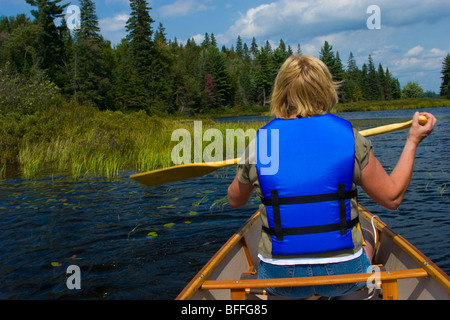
(262, 216), (360, 237)
(261, 184), (357, 241)
(260, 188), (357, 206)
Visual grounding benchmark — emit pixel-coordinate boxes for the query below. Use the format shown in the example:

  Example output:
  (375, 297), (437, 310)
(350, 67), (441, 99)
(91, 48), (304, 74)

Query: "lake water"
(0, 106), (449, 300)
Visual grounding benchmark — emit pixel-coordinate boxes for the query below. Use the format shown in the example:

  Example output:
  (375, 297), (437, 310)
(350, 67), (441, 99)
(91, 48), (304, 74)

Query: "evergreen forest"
(1, 0), (450, 179)
(2, 0), (449, 117)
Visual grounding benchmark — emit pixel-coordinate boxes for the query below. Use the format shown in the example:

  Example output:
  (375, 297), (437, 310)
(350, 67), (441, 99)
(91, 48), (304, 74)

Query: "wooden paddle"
(130, 115), (428, 187)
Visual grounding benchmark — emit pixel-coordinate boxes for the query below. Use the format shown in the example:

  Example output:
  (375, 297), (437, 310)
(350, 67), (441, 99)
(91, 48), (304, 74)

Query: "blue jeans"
(257, 252), (372, 299)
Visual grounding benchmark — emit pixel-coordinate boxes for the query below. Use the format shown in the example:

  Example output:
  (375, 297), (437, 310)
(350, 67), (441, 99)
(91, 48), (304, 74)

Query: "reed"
(334, 98), (450, 113)
(0, 162), (6, 179)
(4, 97), (445, 180)
(1, 102), (269, 180)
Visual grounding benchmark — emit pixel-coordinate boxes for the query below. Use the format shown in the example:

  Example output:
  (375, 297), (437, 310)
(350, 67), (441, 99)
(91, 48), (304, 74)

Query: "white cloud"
(221, 0), (367, 44)
(99, 13), (129, 32)
(191, 33), (205, 44)
(428, 48), (447, 57)
(392, 57), (422, 70)
(406, 45), (424, 56)
(219, 0), (450, 46)
(159, 0), (210, 17)
(213, 0), (449, 92)
(99, 13), (129, 45)
(392, 49), (443, 73)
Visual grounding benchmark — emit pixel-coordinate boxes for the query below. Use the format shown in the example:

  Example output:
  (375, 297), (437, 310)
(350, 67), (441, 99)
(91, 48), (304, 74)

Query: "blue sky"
(2, 0), (450, 93)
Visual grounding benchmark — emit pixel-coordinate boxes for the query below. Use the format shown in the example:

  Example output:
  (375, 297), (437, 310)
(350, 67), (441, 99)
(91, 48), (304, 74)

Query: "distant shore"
(1, 98), (449, 180)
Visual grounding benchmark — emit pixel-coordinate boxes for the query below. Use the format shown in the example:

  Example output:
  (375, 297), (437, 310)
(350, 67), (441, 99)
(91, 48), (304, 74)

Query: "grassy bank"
(0, 103), (265, 180)
(1, 96), (449, 181)
(334, 98), (450, 112)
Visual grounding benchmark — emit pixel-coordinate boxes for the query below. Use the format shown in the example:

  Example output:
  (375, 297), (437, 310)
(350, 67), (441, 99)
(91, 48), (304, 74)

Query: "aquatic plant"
(2, 95), (446, 180)
(334, 98), (450, 113)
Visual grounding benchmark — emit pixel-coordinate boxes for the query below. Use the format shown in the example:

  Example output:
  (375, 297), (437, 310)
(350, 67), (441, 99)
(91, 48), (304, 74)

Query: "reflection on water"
(0, 106), (449, 299)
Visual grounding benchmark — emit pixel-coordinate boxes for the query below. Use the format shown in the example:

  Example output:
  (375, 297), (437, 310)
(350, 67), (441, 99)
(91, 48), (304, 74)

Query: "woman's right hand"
(407, 112), (437, 145)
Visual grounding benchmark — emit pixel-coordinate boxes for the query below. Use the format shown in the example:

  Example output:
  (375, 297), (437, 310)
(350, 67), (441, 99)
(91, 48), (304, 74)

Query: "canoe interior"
(177, 205), (450, 300)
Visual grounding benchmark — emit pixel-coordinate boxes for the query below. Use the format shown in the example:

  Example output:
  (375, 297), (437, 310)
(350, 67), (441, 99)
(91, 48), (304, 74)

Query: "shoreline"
(1, 101), (449, 181)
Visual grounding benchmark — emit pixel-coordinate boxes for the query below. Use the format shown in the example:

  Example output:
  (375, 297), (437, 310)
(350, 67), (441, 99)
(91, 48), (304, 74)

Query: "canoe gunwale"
(358, 207), (450, 293)
(176, 211), (260, 300)
(177, 205), (450, 300)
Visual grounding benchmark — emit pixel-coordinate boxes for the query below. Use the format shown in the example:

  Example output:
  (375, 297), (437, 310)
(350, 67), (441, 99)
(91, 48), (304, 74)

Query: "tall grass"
(1, 67), (449, 180)
(334, 98), (450, 112)
(4, 77), (447, 181)
(0, 162), (6, 179)
(1, 102), (266, 180)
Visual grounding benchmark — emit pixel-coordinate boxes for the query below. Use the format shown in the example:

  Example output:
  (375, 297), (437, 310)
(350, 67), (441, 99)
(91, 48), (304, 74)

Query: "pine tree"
(333, 51), (344, 82)
(377, 63), (386, 100)
(360, 63), (369, 99)
(202, 33), (211, 47)
(340, 52), (360, 102)
(210, 33), (217, 48)
(250, 37), (258, 58)
(236, 36), (243, 58)
(114, 39), (147, 110)
(319, 41), (335, 70)
(125, 0), (155, 111)
(25, 0), (69, 84)
(366, 55), (380, 100)
(384, 68), (393, 100)
(255, 47), (273, 106)
(171, 38), (202, 114)
(71, 0), (113, 108)
(347, 52), (358, 75)
(391, 78), (401, 99)
(126, 0), (154, 74)
(76, 0), (101, 41)
(272, 39), (288, 77)
(199, 45), (232, 109)
(58, 18), (74, 97)
(440, 54), (450, 98)
(287, 45), (293, 56)
(319, 41), (343, 81)
(264, 40), (273, 55)
(151, 22), (174, 113)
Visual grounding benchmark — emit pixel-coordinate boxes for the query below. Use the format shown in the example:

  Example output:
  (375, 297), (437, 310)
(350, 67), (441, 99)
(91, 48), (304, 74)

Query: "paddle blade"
(130, 159), (239, 187)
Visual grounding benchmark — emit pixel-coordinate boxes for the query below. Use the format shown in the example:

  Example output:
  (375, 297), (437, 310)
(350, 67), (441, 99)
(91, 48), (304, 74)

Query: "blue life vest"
(256, 114), (358, 256)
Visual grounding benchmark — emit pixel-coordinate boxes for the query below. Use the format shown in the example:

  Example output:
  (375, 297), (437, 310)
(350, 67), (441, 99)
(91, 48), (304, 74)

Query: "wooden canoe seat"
(201, 268), (428, 300)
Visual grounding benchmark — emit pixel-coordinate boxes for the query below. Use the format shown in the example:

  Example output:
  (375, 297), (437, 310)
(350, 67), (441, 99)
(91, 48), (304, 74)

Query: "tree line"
(1, 0), (449, 116)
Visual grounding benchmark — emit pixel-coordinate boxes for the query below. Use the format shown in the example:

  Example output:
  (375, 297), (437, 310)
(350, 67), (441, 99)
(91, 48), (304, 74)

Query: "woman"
(227, 55), (436, 299)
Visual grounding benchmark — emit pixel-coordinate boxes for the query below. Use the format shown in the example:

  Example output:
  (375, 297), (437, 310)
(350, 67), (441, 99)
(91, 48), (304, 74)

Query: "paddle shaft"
(130, 115), (428, 187)
(359, 115), (427, 137)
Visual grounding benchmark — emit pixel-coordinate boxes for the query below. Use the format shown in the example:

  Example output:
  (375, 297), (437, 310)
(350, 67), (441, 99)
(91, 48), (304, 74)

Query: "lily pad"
(163, 222), (175, 228)
(157, 205), (175, 209)
(51, 262), (62, 267)
(146, 232), (158, 239)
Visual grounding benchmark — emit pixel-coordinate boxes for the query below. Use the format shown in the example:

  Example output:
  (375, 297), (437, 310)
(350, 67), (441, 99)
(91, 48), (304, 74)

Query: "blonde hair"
(270, 55), (340, 118)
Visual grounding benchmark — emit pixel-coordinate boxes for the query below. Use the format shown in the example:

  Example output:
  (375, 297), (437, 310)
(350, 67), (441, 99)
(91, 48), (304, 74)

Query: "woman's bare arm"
(227, 175), (254, 209)
(360, 112), (437, 210)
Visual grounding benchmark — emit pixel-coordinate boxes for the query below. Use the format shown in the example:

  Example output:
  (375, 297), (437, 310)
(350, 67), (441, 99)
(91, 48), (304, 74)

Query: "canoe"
(177, 205), (450, 300)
